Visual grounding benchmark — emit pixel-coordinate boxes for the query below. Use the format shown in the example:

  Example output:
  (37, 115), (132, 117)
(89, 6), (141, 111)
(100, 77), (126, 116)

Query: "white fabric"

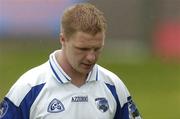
(6, 50), (131, 119)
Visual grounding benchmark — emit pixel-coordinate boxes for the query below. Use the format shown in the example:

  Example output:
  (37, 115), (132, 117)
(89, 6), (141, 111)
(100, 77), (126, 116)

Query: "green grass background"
(0, 38), (180, 118)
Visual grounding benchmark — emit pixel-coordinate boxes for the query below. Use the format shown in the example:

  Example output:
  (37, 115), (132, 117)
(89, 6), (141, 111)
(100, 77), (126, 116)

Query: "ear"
(60, 33), (65, 46)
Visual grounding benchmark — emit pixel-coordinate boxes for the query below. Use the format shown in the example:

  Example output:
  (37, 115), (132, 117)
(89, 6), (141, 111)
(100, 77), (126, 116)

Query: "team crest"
(95, 98), (109, 112)
(47, 98), (65, 113)
(0, 100), (8, 118)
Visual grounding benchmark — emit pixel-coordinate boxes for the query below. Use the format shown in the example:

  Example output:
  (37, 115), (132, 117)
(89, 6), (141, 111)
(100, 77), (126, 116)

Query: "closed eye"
(74, 46), (90, 52)
(95, 47), (102, 52)
(80, 48), (89, 51)
(75, 46), (103, 52)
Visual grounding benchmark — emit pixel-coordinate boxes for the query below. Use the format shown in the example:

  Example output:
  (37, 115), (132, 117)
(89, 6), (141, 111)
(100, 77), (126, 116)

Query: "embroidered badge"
(128, 97), (141, 118)
(0, 100), (8, 118)
(95, 98), (109, 112)
(47, 98), (65, 113)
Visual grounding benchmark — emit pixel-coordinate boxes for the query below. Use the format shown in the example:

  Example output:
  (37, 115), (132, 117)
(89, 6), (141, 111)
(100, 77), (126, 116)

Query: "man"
(0, 3), (142, 119)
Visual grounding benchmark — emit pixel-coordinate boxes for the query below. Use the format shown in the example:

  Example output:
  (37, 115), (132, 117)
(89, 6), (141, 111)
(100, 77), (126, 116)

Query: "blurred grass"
(0, 38), (180, 119)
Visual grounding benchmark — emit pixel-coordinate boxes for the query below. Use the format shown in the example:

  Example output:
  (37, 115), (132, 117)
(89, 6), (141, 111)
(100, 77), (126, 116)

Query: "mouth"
(81, 63), (94, 69)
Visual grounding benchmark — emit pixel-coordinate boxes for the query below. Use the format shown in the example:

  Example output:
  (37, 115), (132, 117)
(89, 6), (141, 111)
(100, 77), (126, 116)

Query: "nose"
(86, 51), (96, 63)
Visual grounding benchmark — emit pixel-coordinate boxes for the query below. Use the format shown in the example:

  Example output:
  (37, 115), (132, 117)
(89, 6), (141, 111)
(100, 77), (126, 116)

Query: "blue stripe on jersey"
(51, 56), (70, 82)
(121, 102), (129, 119)
(96, 69), (98, 81)
(49, 60), (63, 83)
(2, 83), (45, 119)
(105, 83), (121, 119)
(105, 83), (129, 119)
(19, 83), (45, 119)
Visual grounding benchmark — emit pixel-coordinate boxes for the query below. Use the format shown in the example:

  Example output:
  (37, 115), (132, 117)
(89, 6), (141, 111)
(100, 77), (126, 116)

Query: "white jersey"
(0, 51), (142, 119)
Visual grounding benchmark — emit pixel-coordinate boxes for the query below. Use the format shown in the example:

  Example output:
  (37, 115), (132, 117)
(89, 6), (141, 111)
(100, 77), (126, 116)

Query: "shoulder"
(19, 61), (50, 85)
(97, 64), (125, 86)
(6, 61), (50, 107)
(97, 65), (130, 106)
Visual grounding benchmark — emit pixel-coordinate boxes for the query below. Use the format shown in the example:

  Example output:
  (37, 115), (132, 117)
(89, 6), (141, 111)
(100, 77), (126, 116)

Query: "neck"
(55, 50), (87, 87)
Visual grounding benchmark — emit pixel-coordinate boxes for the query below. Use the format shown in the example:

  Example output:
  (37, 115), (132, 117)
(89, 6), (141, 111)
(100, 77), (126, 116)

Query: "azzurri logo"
(0, 100), (8, 118)
(47, 98), (65, 113)
(71, 96), (88, 102)
(95, 98), (109, 112)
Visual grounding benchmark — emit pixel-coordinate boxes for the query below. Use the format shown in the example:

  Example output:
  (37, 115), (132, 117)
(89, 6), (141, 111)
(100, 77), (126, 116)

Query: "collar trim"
(49, 50), (98, 84)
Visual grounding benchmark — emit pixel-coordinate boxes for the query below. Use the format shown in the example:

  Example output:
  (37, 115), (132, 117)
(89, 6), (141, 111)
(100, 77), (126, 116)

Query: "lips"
(81, 63), (94, 69)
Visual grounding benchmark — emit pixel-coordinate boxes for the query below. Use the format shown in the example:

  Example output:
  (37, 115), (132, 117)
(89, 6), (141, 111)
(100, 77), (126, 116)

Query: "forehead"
(71, 32), (105, 47)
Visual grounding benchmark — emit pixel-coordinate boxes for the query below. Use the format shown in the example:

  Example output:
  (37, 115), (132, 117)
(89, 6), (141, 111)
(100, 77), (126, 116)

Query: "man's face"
(62, 31), (105, 75)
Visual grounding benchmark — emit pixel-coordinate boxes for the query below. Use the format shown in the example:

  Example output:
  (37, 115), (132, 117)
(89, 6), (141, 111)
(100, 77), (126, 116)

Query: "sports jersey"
(0, 50), (142, 119)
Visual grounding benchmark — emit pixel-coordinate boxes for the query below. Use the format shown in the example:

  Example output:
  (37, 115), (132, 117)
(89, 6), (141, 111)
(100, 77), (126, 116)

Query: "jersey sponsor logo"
(0, 100), (8, 118)
(71, 96), (88, 102)
(95, 98), (109, 112)
(47, 98), (65, 113)
(128, 97), (142, 119)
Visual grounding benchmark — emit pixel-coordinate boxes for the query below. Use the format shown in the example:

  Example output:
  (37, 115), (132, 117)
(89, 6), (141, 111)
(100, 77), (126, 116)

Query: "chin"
(79, 69), (91, 75)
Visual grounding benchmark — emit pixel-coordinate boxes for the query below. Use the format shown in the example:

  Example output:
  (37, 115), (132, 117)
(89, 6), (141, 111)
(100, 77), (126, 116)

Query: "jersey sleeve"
(0, 83), (45, 119)
(113, 75), (142, 119)
(0, 80), (45, 119)
(0, 63), (48, 119)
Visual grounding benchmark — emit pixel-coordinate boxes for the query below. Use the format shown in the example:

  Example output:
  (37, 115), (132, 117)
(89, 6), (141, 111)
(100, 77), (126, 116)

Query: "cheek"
(75, 53), (85, 61)
(68, 50), (83, 64)
(73, 49), (87, 59)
